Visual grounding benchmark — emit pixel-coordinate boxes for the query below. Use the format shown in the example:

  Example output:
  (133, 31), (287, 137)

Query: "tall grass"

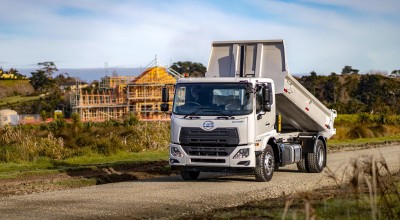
(0, 117), (170, 163)
(326, 154), (400, 219)
(281, 155), (400, 219)
(332, 114), (400, 141)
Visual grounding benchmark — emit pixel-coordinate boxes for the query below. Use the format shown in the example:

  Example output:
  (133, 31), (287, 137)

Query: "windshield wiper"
(183, 107), (237, 119)
(203, 109), (235, 118)
(216, 116), (235, 120)
(183, 107), (212, 118)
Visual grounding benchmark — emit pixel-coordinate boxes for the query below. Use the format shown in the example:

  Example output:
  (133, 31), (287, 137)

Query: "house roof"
(132, 66), (177, 85)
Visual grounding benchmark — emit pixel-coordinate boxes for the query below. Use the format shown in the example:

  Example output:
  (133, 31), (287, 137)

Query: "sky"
(0, 0), (399, 80)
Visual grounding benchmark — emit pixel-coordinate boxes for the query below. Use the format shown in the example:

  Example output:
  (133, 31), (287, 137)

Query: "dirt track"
(0, 145), (399, 219)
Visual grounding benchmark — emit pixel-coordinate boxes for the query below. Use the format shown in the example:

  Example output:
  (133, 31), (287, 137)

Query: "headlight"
(233, 148), (249, 159)
(171, 146), (183, 157)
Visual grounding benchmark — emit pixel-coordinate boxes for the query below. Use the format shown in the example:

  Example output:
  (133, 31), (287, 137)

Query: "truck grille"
(179, 127), (239, 146)
(182, 146), (235, 157)
(190, 158), (225, 163)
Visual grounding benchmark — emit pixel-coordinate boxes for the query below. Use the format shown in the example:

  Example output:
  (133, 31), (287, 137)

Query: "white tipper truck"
(161, 40), (337, 181)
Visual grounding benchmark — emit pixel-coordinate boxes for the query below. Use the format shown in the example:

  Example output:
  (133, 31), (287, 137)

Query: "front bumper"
(169, 143), (256, 168)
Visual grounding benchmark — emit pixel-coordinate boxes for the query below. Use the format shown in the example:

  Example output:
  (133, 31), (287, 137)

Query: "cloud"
(0, 0), (399, 76)
(301, 0), (400, 14)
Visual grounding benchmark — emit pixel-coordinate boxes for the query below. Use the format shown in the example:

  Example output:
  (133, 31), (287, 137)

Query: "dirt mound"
(0, 160), (175, 197)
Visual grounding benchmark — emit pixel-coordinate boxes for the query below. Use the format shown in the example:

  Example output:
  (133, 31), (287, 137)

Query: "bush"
(346, 125), (374, 139)
(95, 138), (118, 156)
(0, 121), (171, 162)
(124, 113), (139, 127)
(357, 112), (371, 124)
(36, 133), (70, 159)
(76, 134), (97, 147)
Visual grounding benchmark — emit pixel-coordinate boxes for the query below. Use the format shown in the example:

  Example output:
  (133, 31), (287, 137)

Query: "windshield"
(173, 83), (253, 116)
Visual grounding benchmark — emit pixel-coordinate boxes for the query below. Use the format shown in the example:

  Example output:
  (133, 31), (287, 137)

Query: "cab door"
(255, 82), (276, 137)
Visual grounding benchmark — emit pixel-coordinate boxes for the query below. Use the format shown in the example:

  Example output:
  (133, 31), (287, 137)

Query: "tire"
(180, 168), (200, 181)
(254, 145), (274, 182)
(307, 140), (326, 173)
(297, 154), (308, 172)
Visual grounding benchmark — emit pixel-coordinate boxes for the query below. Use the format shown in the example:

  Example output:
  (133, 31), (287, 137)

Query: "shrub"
(95, 138), (117, 156)
(368, 125), (389, 137)
(124, 113), (139, 127)
(357, 112), (371, 124)
(36, 133), (70, 160)
(0, 120), (172, 162)
(40, 110), (47, 121)
(76, 134), (97, 147)
(347, 125), (374, 139)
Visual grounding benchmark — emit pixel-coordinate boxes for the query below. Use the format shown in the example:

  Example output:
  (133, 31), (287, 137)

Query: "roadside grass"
(329, 135), (400, 148)
(0, 120), (170, 163)
(1, 114), (400, 191)
(0, 95), (41, 106)
(181, 156), (400, 220)
(0, 150), (168, 180)
(335, 114), (358, 125)
(64, 150), (168, 166)
(191, 192), (375, 220)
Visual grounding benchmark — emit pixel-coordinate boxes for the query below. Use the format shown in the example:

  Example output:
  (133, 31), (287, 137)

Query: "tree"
(299, 71), (318, 96)
(341, 65), (359, 75)
(390, 70), (399, 78)
(30, 70), (54, 92)
(170, 61), (206, 77)
(38, 61), (59, 77)
(325, 72), (340, 103)
(29, 62), (58, 92)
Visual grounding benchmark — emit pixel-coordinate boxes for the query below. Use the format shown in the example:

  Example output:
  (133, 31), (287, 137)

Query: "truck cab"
(162, 40), (336, 181)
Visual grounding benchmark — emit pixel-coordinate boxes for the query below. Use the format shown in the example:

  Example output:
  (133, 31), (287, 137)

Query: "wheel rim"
(317, 146), (324, 167)
(264, 152), (274, 175)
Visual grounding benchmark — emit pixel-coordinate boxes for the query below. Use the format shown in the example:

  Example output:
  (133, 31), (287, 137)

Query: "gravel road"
(1, 145), (399, 219)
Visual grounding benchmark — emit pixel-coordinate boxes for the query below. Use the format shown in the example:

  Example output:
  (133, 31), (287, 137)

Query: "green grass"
(64, 150), (168, 167)
(177, 195), (373, 219)
(182, 188), (399, 220)
(0, 95), (41, 106)
(329, 135), (400, 147)
(0, 150), (168, 179)
(0, 79), (29, 86)
(335, 114), (358, 125)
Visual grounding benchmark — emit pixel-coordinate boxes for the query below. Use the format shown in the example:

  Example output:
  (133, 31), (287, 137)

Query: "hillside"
(297, 73), (400, 114)
(1, 71), (400, 116)
(0, 80), (35, 98)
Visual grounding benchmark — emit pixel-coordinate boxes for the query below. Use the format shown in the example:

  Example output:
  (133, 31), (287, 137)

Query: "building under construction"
(71, 62), (181, 122)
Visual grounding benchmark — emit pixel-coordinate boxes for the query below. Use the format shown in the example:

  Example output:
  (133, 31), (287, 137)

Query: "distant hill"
(0, 80), (34, 98)
(18, 67), (144, 83)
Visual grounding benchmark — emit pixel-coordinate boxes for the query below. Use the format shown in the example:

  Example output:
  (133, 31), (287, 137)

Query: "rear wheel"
(180, 168), (200, 180)
(255, 145), (274, 182)
(307, 140), (326, 173)
(297, 154), (308, 172)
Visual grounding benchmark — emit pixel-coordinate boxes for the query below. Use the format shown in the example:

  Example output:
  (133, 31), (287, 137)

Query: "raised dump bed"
(206, 40), (336, 139)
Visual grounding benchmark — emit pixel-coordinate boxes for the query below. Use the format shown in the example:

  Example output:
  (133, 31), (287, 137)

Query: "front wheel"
(180, 168), (200, 181)
(307, 140), (326, 173)
(254, 145), (274, 182)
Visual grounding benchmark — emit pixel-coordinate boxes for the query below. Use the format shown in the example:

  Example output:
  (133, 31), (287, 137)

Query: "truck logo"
(203, 121), (214, 130)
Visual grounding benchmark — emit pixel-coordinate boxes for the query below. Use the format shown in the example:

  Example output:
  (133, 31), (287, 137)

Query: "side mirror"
(162, 87), (169, 102)
(262, 87), (271, 112)
(160, 103), (169, 112)
(263, 103), (271, 112)
(263, 87), (271, 103)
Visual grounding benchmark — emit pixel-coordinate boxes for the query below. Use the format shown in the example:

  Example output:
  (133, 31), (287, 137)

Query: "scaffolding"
(71, 58), (181, 122)
(99, 76), (136, 90)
